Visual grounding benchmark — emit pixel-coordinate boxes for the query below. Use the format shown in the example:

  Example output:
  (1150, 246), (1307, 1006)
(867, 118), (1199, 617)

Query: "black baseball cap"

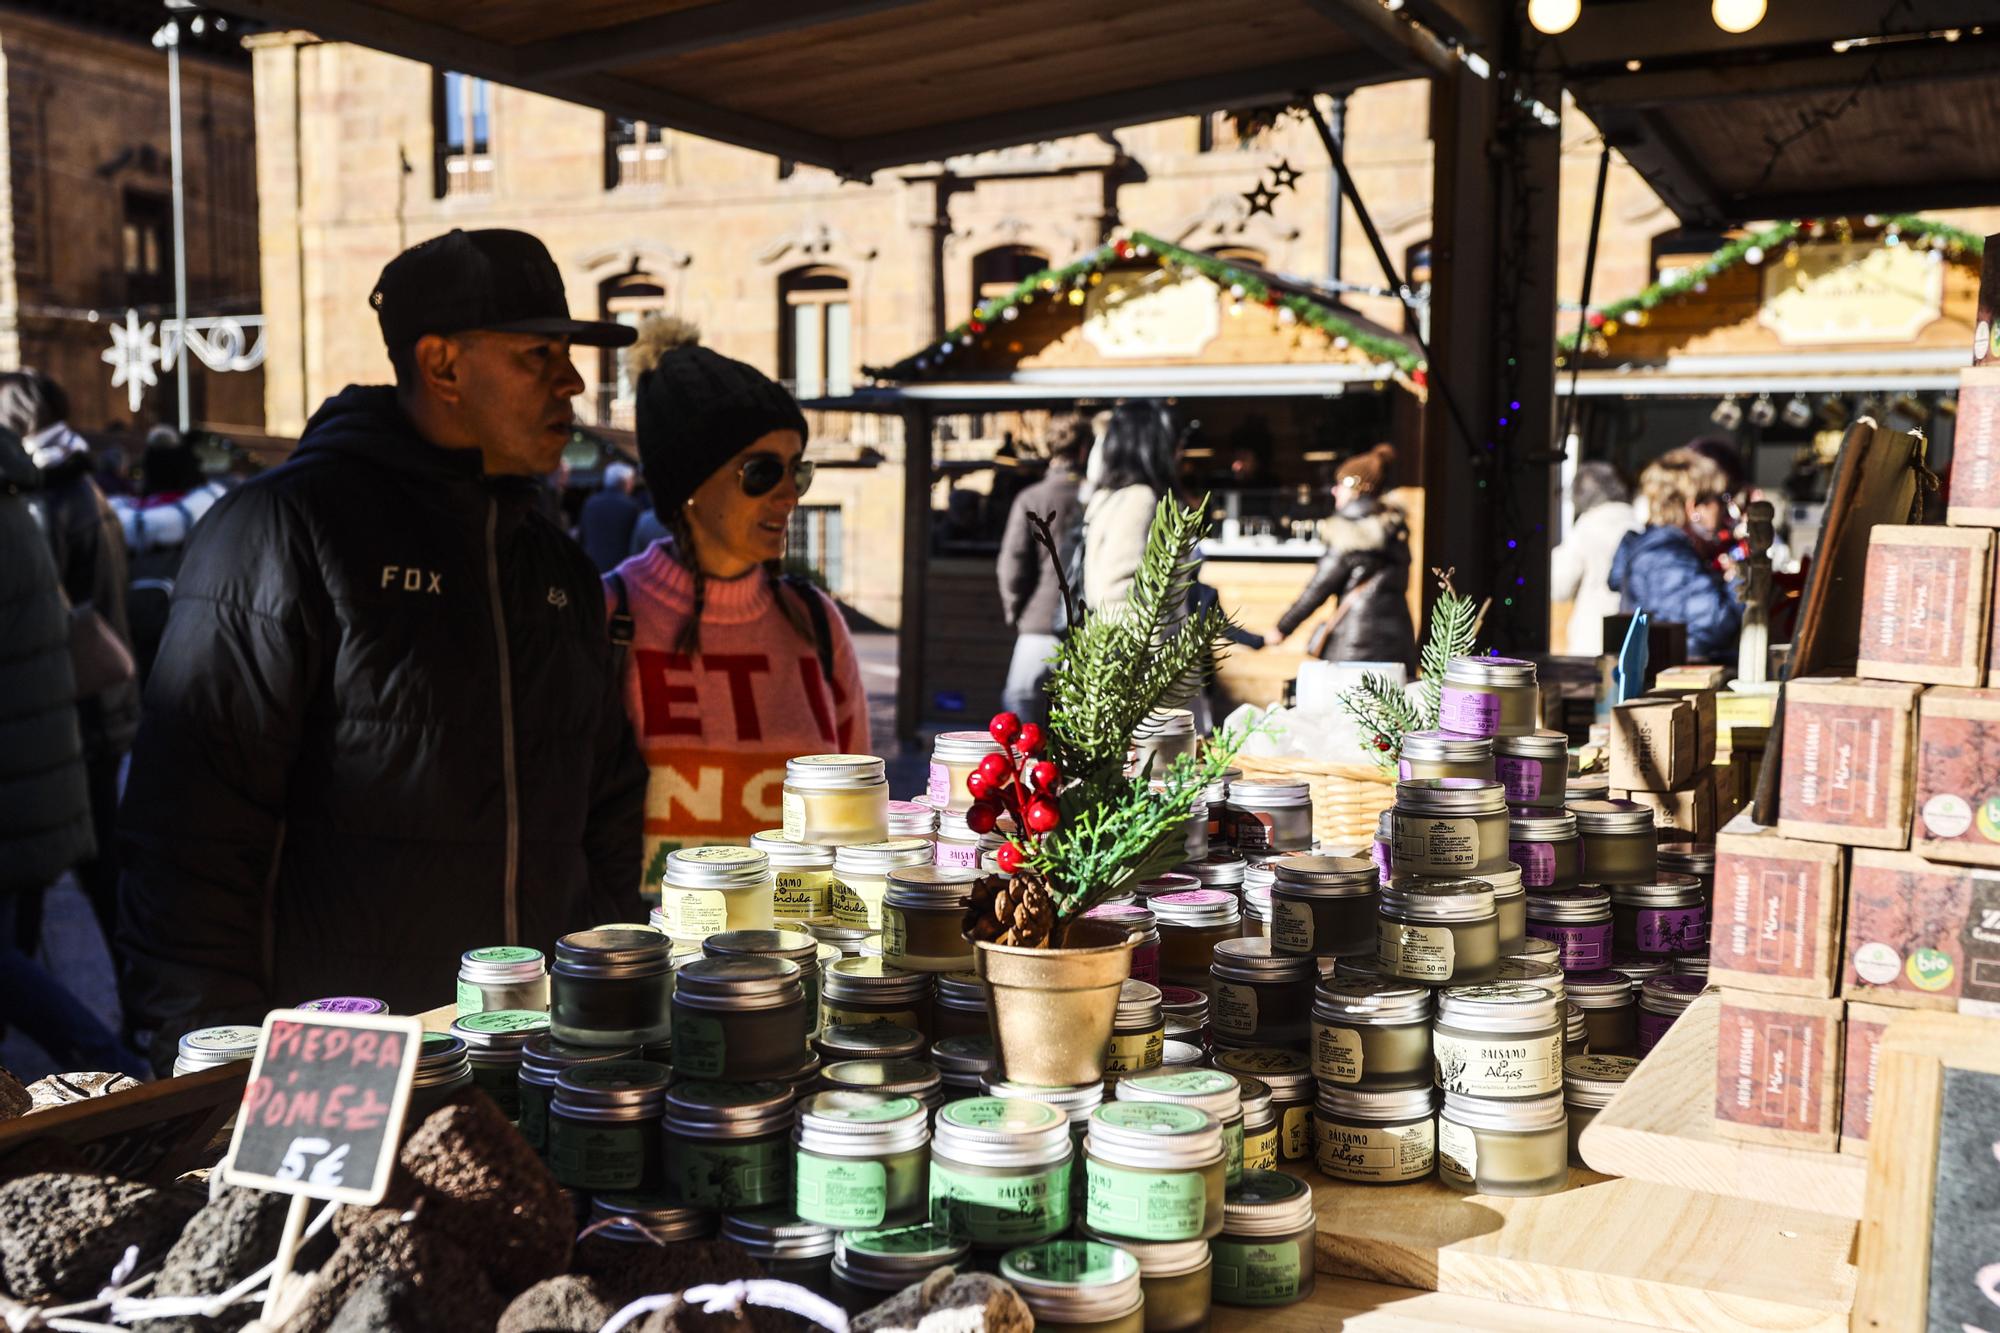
(369, 229), (635, 352)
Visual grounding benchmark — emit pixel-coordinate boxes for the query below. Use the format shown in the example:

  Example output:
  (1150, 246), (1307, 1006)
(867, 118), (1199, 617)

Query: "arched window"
(972, 245), (1049, 300)
(598, 272), (667, 428)
(1206, 245), (1268, 269)
(781, 265), (852, 400)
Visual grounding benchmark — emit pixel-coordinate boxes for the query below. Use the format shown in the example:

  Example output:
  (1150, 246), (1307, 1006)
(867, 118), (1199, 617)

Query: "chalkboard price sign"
(222, 1010), (423, 1206)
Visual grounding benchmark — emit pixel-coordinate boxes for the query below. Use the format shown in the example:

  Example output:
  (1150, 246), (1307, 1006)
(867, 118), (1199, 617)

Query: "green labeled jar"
(1211, 1170), (1315, 1307)
(881, 866), (980, 974)
(721, 1210), (837, 1302)
(1390, 779), (1509, 877)
(1117, 1068), (1245, 1185)
(1209, 938), (1314, 1049)
(1234, 1076), (1277, 1171)
(1310, 977), (1432, 1091)
(1314, 1083), (1436, 1184)
(1438, 1089), (1568, 1196)
(822, 958), (935, 1037)
(1570, 799), (1659, 886)
(795, 1090), (931, 1230)
(660, 846), (775, 945)
(1564, 1053), (1637, 1166)
(832, 839), (936, 933)
(815, 1023), (924, 1065)
(587, 1193), (713, 1246)
(516, 1034), (636, 1153)
(927, 1095), (1073, 1245)
(1107, 979), (1167, 1080)
(1376, 878), (1498, 985)
(547, 1059), (671, 1193)
(1212, 1048), (1314, 1162)
(670, 956), (810, 1082)
(1433, 982), (1564, 1101)
(820, 1058), (944, 1116)
(1084, 1102), (1226, 1242)
(831, 1223), (969, 1312)
(1002, 1241), (1146, 1333)
(1078, 1230), (1212, 1333)
(986, 1076), (1103, 1210)
(1270, 855), (1379, 959)
(930, 1035), (996, 1103)
(752, 830), (837, 919)
(549, 929), (672, 1048)
(450, 1009), (548, 1121)
(456, 946), (549, 1017)
(661, 1079), (796, 1210)
(931, 971), (991, 1043)
(784, 754), (890, 846)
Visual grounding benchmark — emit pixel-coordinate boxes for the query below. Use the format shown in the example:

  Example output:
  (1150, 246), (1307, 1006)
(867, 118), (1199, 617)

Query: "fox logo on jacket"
(379, 565), (443, 594)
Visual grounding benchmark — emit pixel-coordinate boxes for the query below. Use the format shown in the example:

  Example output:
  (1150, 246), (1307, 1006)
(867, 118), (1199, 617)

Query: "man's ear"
(412, 333), (462, 404)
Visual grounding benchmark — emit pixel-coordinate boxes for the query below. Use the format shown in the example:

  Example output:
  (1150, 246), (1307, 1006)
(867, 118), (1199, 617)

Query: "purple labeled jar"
(1523, 888), (1612, 972)
(1087, 903), (1162, 987)
(1492, 731), (1567, 810)
(298, 996), (388, 1014)
(1637, 974), (1706, 1054)
(1506, 809), (1578, 891)
(1437, 657), (1538, 739)
(1610, 876), (1708, 956)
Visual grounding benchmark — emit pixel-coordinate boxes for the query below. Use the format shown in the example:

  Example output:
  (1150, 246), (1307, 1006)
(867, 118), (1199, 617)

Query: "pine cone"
(962, 870), (1058, 948)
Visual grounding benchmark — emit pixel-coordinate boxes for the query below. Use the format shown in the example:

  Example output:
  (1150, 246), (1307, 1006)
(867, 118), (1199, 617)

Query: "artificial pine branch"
(1416, 567), (1479, 728)
(1337, 671), (1424, 771)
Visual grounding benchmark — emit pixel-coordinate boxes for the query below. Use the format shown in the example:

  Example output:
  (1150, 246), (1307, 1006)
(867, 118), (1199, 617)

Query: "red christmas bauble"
(996, 842), (1024, 875)
(1025, 799), (1061, 834)
(1028, 760), (1060, 793)
(1016, 723), (1045, 755)
(966, 770), (995, 802)
(965, 801), (999, 835)
(989, 712), (1022, 746)
(977, 752), (1013, 785)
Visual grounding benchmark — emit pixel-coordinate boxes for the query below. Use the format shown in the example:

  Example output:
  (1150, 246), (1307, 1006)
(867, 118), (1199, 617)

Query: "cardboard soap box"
(1610, 696), (1699, 792)
(1712, 989), (1844, 1152)
(1842, 849), (1988, 1010)
(1838, 1001), (1903, 1158)
(1777, 677), (1920, 850)
(1613, 770), (1715, 839)
(1656, 664), (1731, 692)
(1913, 687), (2000, 867)
(1709, 827), (1845, 997)
(1949, 364), (2000, 527)
(1955, 872), (2000, 1017)
(1855, 525), (1993, 687)
(1648, 685), (1719, 768)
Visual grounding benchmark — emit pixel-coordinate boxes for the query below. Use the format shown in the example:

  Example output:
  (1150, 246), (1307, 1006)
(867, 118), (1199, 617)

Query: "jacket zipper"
(486, 496), (521, 945)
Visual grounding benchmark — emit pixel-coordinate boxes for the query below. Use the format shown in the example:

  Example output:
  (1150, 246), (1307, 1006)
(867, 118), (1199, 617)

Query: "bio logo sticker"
(1853, 941), (1902, 986)
(1925, 793), (1975, 839)
(1979, 795), (2000, 844)
(1907, 947), (1956, 992)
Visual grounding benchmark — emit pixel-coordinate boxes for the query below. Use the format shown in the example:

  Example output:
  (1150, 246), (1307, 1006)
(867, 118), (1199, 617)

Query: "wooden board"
(1210, 1275), (1664, 1331)
(1309, 1169), (1856, 1331)
(1579, 990), (1868, 1219)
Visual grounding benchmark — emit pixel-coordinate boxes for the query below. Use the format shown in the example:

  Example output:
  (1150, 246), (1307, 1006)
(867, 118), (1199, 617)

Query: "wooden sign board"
(1853, 1009), (2000, 1330)
(222, 1010), (422, 1206)
(0, 1062), (246, 1184)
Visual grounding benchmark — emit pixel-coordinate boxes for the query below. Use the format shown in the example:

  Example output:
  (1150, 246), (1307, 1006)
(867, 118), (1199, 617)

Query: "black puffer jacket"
(0, 432), (95, 893)
(1275, 498), (1419, 671)
(37, 449), (140, 758)
(119, 386), (647, 1063)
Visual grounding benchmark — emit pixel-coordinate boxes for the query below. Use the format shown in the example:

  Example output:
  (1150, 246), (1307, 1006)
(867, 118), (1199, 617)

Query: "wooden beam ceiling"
(1547, 0), (1994, 71)
(524, 0), (933, 81)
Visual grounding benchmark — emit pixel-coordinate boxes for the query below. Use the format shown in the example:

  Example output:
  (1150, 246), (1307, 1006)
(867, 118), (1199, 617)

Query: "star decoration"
(102, 309), (161, 413)
(1268, 159), (1303, 192)
(1242, 183), (1279, 218)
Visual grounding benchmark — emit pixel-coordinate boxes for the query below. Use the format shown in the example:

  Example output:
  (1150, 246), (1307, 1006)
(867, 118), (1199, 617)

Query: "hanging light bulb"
(1711, 0), (1766, 33)
(1527, 0), (1581, 34)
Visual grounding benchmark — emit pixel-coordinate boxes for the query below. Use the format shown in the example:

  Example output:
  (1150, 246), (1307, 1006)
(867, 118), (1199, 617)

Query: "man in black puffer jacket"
(118, 230), (647, 1070)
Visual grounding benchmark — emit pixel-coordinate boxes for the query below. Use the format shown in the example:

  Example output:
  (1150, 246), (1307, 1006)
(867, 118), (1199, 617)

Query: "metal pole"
(1556, 144), (1611, 467)
(166, 19), (191, 431)
(1325, 94), (1346, 284)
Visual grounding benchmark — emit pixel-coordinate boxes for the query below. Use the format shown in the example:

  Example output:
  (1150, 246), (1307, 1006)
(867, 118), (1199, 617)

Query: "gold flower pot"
(975, 917), (1134, 1087)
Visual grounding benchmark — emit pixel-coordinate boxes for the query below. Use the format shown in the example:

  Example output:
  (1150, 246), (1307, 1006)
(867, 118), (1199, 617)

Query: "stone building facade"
(0, 5), (262, 438)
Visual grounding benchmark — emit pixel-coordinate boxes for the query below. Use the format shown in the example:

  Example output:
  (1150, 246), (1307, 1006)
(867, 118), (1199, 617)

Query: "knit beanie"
(632, 316), (810, 517)
(1336, 442), (1397, 495)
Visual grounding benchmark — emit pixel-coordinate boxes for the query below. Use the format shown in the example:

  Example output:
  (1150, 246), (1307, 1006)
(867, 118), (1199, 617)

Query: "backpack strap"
(781, 574), (838, 689)
(606, 571), (634, 674)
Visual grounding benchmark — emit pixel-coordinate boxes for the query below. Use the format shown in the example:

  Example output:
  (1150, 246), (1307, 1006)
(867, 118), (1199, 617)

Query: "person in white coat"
(1551, 461), (1641, 656)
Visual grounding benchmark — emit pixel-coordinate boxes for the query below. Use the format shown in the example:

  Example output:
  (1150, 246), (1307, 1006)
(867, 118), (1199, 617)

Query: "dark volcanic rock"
(0, 1171), (197, 1302)
(497, 1274), (618, 1333)
(0, 1067), (29, 1121)
(395, 1094), (570, 1296)
(323, 1274), (423, 1333)
(143, 1187), (292, 1331)
(278, 1210), (501, 1333)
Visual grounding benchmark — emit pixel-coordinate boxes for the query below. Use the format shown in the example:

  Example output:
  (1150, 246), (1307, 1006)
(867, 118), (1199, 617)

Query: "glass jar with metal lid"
(1564, 970), (1636, 1056)
(1311, 977), (1432, 1091)
(1438, 1089), (1567, 1196)
(1107, 979), (1166, 1080)
(1437, 655), (1539, 738)
(547, 1058), (672, 1193)
(1183, 851), (1248, 894)
(785, 754), (890, 846)
(931, 804), (984, 870)
(807, 920), (877, 960)
(1433, 982), (1564, 1100)
(662, 1079), (797, 1209)
(888, 799), (938, 842)
(1376, 878), (1498, 985)
(752, 831), (837, 920)
(1233, 1076), (1277, 1170)
(1314, 1083), (1436, 1184)
(822, 958), (935, 1037)
(1480, 862), (1527, 953)
(1525, 888), (1614, 973)
(173, 1024), (262, 1076)
(1610, 952), (1672, 984)
(1205, 769), (1239, 845)
(820, 1058), (944, 1115)
(660, 846), (774, 943)
(831, 1223), (969, 1311)
(1391, 778), (1509, 876)
(516, 1033), (635, 1152)
(1158, 985), (1209, 1043)
(928, 730), (1004, 813)
(296, 996), (390, 1015)
(1086, 904), (1162, 987)
(1331, 953), (1392, 984)
(1116, 1068), (1245, 1186)
(1152, 890), (1241, 993)
(1609, 874), (1708, 957)
(1146, 777), (1209, 864)
(1137, 871), (1200, 902)
(1570, 799), (1659, 885)
(550, 928), (672, 1047)
(795, 1090), (932, 1230)
(1161, 1040), (1204, 1068)
(450, 1009), (547, 1121)
(406, 1031), (473, 1121)
(1638, 974), (1706, 1054)
(1675, 954), (1709, 978)
(1398, 730), (1497, 783)
(1493, 730), (1568, 809)
(1373, 808), (1394, 885)
(930, 1035), (996, 1103)
(1509, 935), (1560, 967)
(1209, 938), (1314, 1049)
(815, 1023), (924, 1065)
(1568, 770), (1611, 803)
(1565, 1002), (1587, 1058)
(1078, 1230), (1212, 1333)
(1131, 707), (1198, 779)
(1494, 957), (1566, 1008)
(881, 865), (979, 974)
(587, 1193), (714, 1246)
(832, 838), (937, 933)
(722, 1210), (837, 1300)
(930, 971), (989, 1043)
(1562, 1053), (1636, 1165)
(456, 946), (549, 1017)
(1003, 1241), (1146, 1333)
(1270, 854), (1379, 959)
(706, 928), (825, 1031)
(1211, 1170), (1316, 1308)
(1241, 880), (1272, 940)
(927, 1095), (1074, 1245)
(670, 956), (810, 1082)
(1657, 842), (1716, 896)
(985, 1075), (1102, 1204)
(1083, 1102), (1226, 1242)
(1213, 1048), (1314, 1162)
(1506, 808), (1579, 891)
(1225, 781), (1313, 854)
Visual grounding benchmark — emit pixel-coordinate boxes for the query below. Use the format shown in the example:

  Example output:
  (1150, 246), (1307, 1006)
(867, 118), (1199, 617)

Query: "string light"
(1527, 0), (1580, 34)
(1711, 0), (1766, 34)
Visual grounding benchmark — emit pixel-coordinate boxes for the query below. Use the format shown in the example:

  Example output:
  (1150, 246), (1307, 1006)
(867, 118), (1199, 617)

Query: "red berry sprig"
(971, 710), (1063, 876)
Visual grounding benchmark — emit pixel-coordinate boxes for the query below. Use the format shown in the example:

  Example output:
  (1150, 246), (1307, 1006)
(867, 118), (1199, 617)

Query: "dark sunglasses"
(739, 452), (814, 499)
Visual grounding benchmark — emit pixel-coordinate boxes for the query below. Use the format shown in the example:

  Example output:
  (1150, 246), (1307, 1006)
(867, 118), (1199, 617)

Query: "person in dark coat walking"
(117, 229), (649, 1071)
(1266, 444), (1418, 672)
(995, 418), (1088, 724)
(1609, 446), (1743, 664)
(578, 460), (643, 572)
(0, 429), (143, 1074)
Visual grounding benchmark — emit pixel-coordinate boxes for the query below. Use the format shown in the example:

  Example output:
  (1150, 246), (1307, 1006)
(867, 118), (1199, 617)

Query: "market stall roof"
(211, 0), (1452, 176)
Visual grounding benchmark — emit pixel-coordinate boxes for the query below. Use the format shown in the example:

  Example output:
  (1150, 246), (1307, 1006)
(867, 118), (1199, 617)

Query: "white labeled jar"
(1376, 878), (1498, 985)
(1311, 977), (1432, 1090)
(1391, 779), (1508, 876)
(660, 846), (775, 943)
(1226, 781), (1313, 854)
(1570, 799), (1658, 886)
(1438, 1090), (1568, 1196)
(927, 731), (1002, 813)
(1563, 1053), (1637, 1166)
(784, 754), (890, 847)
(1493, 729), (1568, 809)
(456, 946), (549, 1017)
(1002, 1241), (1146, 1332)
(832, 838), (937, 932)
(751, 831), (836, 920)
(881, 865), (979, 974)
(1397, 730), (1496, 783)
(1270, 854), (1379, 959)
(887, 799), (939, 841)
(1315, 1083), (1436, 1183)
(1437, 656), (1539, 738)
(1506, 809), (1579, 891)
(1433, 982), (1563, 1101)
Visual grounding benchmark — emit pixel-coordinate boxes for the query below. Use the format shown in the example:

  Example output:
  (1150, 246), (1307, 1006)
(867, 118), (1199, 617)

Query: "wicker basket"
(1232, 753), (1397, 851)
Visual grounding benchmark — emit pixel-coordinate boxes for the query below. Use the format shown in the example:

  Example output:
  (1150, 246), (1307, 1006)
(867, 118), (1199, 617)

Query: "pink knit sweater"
(608, 543), (871, 882)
